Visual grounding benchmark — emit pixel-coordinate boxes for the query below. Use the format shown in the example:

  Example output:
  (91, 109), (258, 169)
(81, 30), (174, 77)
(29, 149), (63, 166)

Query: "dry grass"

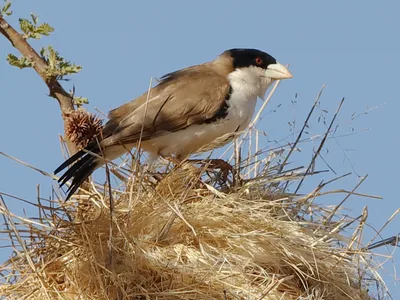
(0, 85), (396, 299)
(0, 157), (393, 299)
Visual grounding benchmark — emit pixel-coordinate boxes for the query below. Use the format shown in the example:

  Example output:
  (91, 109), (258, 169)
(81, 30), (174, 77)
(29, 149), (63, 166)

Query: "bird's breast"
(225, 88), (258, 130)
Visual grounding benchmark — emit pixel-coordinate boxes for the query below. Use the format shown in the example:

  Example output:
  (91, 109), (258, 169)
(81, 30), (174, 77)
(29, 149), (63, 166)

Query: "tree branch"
(0, 15), (77, 154)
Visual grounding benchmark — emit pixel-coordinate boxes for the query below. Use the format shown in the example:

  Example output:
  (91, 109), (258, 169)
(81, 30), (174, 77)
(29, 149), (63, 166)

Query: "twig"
(294, 97), (345, 193)
(324, 175), (368, 224)
(0, 151), (56, 179)
(365, 234), (400, 251)
(95, 136), (115, 271)
(0, 15), (77, 154)
(105, 161), (115, 271)
(279, 85), (325, 174)
(0, 196), (52, 300)
(366, 208), (400, 251)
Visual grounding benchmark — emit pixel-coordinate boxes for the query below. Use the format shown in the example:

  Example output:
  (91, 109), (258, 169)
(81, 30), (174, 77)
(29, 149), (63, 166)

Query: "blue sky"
(0, 1), (399, 298)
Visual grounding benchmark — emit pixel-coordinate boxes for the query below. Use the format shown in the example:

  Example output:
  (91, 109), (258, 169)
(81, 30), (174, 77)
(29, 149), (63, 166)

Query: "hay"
(0, 91), (394, 299)
(0, 156), (388, 299)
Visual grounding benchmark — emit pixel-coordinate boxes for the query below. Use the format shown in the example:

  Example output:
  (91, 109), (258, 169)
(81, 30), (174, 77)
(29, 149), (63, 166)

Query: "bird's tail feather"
(54, 144), (102, 201)
(54, 150), (85, 175)
(64, 155), (99, 200)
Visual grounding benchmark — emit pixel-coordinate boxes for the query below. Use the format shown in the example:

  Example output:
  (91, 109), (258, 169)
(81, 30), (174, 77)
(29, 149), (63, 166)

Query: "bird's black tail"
(54, 144), (101, 201)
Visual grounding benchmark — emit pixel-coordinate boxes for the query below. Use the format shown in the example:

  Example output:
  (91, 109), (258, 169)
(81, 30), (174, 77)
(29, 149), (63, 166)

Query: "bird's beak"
(264, 62), (293, 79)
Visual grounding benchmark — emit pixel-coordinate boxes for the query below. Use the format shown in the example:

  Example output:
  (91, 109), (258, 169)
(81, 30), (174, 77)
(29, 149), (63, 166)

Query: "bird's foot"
(187, 158), (240, 186)
(159, 156), (241, 188)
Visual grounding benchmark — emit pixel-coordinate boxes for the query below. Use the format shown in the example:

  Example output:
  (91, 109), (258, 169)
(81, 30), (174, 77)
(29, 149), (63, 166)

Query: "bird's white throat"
(224, 66), (274, 132)
(228, 66), (273, 101)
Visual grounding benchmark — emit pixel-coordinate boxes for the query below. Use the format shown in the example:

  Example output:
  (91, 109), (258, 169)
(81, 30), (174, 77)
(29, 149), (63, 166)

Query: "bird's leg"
(131, 155), (176, 183)
(159, 156), (240, 187)
(165, 156), (183, 166)
(187, 158), (239, 186)
(160, 156), (183, 171)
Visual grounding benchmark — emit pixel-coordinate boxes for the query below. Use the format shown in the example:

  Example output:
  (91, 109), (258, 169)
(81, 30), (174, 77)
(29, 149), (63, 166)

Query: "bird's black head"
(227, 48), (277, 70)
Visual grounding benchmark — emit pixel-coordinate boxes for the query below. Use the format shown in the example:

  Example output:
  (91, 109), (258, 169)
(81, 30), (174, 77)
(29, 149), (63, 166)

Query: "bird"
(55, 48), (293, 200)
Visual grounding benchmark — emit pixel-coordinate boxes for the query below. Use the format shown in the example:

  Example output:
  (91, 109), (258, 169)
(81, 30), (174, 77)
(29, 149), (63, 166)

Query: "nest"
(0, 89), (394, 299)
(0, 154), (389, 299)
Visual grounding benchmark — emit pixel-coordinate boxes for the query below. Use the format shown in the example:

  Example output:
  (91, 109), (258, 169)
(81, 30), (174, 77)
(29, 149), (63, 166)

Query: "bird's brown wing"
(100, 66), (231, 147)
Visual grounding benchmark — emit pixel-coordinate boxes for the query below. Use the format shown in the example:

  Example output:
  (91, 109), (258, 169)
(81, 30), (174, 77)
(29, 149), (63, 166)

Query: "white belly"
(141, 94), (258, 159)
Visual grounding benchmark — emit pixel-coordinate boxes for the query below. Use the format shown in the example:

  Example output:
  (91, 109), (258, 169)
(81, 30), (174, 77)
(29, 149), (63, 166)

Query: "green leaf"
(39, 47), (46, 58)
(30, 13), (38, 25)
(35, 23), (54, 36)
(19, 18), (35, 39)
(18, 15), (54, 39)
(1, 0), (13, 16)
(40, 46), (82, 79)
(7, 53), (34, 69)
(73, 96), (89, 107)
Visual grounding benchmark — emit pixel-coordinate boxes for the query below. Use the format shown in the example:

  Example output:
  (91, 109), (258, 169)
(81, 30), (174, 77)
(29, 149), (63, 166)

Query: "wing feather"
(101, 66), (230, 147)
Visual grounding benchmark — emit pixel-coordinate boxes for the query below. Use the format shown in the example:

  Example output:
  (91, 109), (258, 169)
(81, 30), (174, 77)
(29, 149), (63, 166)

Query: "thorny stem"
(0, 16), (77, 154)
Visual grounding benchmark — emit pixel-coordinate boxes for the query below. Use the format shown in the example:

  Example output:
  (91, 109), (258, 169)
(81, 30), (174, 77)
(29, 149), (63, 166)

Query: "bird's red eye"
(255, 57), (263, 65)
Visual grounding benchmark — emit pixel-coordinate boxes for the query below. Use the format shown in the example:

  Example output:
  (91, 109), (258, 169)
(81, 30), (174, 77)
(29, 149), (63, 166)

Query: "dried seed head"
(65, 110), (103, 149)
